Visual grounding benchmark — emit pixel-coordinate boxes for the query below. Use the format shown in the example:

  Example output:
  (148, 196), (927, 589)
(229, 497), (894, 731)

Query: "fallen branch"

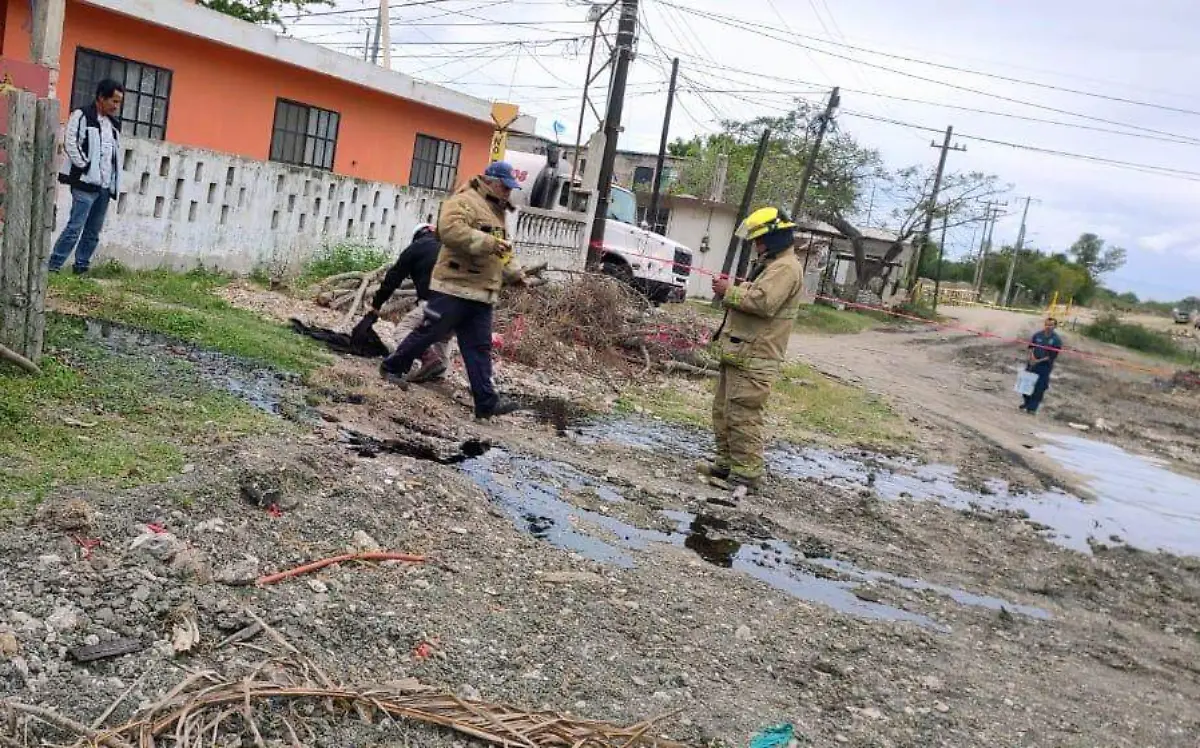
(257, 551), (425, 586)
(1, 701), (133, 748)
(661, 360), (720, 378)
(0, 343), (41, 376)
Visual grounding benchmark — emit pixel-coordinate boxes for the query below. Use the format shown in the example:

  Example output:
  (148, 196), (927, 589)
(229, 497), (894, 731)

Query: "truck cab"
(506, 148), (692, 303)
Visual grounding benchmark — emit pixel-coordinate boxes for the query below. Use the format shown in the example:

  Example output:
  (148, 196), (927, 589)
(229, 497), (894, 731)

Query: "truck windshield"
(607, 186), (637, 225)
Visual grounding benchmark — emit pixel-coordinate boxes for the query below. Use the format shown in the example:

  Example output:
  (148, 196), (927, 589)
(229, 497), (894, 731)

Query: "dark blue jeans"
(49, 187), (111, 272)
(1022, 364), (1052, 413)
(382, 292), (498, 415)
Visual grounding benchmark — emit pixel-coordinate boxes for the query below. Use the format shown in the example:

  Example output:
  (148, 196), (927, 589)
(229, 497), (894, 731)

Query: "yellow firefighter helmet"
(735, 206), (797, 242)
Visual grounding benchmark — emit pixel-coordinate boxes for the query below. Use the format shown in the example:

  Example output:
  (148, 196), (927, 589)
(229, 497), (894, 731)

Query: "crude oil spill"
(582, 417), (1200, 558)
(462, 451), (1041, 628)
(461, 450), (671, 568)
(340, 429), (491, 465)
(1035, 435), (1200, 557)
(84, 319), (306, 418)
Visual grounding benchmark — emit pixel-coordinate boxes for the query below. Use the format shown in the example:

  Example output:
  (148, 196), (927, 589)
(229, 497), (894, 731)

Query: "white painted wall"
(55, 136), (587, 275)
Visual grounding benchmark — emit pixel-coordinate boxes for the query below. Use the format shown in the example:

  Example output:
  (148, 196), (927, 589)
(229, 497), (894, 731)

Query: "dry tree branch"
(0, 343), (41, 376)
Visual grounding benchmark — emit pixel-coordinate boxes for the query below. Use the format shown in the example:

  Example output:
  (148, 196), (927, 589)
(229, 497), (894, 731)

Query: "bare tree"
(816, 165), (1006, 295)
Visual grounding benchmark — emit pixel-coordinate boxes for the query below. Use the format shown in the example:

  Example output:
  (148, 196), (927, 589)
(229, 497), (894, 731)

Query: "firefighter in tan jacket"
(705, 207), (805, 492)
(380, 161), (526, 419)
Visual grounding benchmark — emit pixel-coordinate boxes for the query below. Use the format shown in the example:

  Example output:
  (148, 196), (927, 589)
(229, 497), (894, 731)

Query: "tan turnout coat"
(432, 178), (523, 304)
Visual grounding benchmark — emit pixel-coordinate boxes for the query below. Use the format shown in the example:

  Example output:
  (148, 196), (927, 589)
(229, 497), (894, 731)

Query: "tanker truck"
(504, 146), (692, 303)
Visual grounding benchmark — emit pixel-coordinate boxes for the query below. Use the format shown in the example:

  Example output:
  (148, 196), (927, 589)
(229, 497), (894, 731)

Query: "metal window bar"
(410, 134), (461, 192)
(70, 48), (172, 140)
(269, 99), (339, 171)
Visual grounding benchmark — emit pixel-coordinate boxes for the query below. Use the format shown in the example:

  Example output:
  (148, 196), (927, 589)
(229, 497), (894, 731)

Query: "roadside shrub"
(298, 244), (390, 286)
(1082, 313), (1185, 359)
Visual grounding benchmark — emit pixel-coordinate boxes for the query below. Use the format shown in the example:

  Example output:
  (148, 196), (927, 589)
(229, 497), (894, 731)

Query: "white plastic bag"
(1014, 369), (1038, 396)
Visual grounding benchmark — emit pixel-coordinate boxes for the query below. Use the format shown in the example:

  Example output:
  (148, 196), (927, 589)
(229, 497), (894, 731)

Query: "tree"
(198, 0), (332, 25)
(1068, 232), (1126, 303)
(668, 103), (881, 216)
(817, 165), (1005, 294)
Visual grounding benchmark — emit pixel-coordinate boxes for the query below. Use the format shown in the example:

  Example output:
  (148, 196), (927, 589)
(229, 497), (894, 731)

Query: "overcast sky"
(287, 0), (1200, 301)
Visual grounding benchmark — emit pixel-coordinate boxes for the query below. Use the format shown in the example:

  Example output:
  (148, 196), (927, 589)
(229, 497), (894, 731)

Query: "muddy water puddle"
(579, 418), (1200, 558)
(85, 319), (311, 419)
(461, 448), (1047, 629)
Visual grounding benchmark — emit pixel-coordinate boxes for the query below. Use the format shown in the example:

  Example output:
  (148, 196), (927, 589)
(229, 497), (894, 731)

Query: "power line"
(658, 76), (1200, 147)
(660, 0), (1200, 118)
(658, 1), (1200, 143)
(840, 110), (1200, 183)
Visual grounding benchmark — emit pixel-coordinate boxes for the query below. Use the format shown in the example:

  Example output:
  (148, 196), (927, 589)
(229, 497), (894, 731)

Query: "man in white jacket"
(49, 79), (124, 275)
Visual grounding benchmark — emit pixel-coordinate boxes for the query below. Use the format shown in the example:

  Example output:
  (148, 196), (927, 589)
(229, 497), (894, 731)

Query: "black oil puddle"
(84, 319), (313, 420)
(459, 448), (1047, 629)
(339, 428), (490, 465)
(579, 417), (1200, 559)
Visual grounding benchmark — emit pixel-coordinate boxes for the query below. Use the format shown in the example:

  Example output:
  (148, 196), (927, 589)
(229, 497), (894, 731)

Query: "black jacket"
(371, 232), (441, 309)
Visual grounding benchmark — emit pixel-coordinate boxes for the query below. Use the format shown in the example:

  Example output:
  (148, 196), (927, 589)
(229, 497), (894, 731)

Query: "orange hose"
(256, 551), (425, 586)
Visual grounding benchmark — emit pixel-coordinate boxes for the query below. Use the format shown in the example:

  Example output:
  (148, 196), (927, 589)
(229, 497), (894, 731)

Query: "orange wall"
(33, 1), (493, 186)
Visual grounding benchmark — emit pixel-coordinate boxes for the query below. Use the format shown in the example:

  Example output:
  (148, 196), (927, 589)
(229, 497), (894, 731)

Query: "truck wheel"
(602, 258), (633, 285)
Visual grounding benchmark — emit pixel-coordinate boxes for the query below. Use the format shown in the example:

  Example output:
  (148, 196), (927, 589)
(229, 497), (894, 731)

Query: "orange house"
(0, 0), (532, 191)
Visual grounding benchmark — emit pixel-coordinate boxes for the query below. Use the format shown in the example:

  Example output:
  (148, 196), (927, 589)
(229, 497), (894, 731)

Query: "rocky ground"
(2, 290), (1199, 747)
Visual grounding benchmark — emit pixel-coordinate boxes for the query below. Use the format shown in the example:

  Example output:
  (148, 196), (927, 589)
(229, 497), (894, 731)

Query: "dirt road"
(789, 305), (1200, 493)
(3, 292), (1199, 747)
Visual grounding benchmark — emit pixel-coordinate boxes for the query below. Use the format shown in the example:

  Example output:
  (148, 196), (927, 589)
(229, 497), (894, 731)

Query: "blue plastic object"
(748, 723), (794, 748)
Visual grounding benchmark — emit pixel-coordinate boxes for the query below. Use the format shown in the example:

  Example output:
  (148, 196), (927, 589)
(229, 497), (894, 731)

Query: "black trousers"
(382, 292), (498, 415)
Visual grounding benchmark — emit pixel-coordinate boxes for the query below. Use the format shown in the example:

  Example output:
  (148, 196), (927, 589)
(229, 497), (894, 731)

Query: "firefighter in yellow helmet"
(704, 207), (805, 494)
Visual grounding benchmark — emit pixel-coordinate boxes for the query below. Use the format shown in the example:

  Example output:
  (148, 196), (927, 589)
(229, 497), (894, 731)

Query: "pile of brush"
(497, 274), (719, 377)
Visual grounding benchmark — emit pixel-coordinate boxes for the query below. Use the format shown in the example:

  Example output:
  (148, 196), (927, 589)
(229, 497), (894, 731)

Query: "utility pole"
(791, 86), (840, 219)
(571, 2), (619, 186)
(1002, 196), (1035, 307)
(723, 128), (771, 283)
(380, 0), (392, 69)
(973, 203), (1004, 297)
(369, 3), (381, 63)
(908, 125), (966, 292)
(587, 0), (638, 269)
(647, 57), (679, 234)
(932, 213), (950, 313)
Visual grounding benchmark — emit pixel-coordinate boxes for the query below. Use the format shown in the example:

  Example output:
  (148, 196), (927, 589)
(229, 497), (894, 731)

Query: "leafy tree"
(1067, 232), (1126, 303)
(668, 103), (881, 216)
(198, 0), (332, 25)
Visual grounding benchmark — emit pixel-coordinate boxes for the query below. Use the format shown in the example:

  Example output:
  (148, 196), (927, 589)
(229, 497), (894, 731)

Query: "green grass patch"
(296, 244), (391, 287)
(770, 363), (908, 445)
(619, 362), (909, 448)
(1081, 313), (1192, 362)
(49, 269), (325, 373)
(0, 316), (278, 515)
(793, 304), (881, 334)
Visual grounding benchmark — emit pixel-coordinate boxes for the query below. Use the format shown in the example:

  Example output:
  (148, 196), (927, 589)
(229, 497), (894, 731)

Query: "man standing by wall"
(48, 78), (124, 275)
(379, 161), (526, 420)
(1020, 317), (1062, 414)
(703, 207), (805, 495)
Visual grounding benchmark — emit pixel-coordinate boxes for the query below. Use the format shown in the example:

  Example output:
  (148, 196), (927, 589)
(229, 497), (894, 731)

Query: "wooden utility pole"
(380, 0), (392, 69)
(587, 0), (638, 269)
(908, 125), (965, 291)
(647, 57), (679, 233)
(1002, 196), (1036, 307)
(720, 128), (771, 282)
(791, 86), (839, 219)
(932, 213), (950, 313)
(973, 203), (1004, 297)
(0, 91), (57, 370)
